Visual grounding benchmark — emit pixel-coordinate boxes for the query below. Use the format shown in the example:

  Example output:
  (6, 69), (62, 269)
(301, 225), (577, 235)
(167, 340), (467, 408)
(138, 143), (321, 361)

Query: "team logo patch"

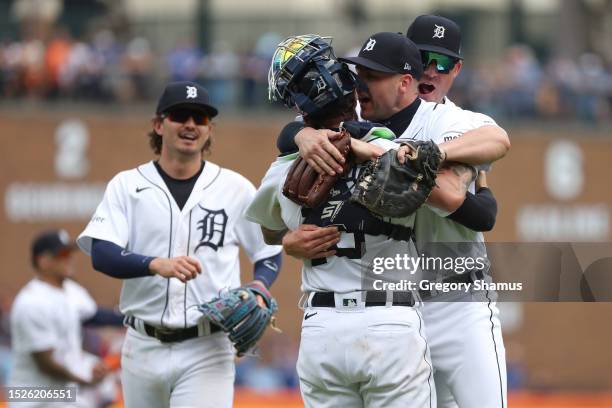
(363, 38), (376, 51)
(433, 24), (446, 39)
(195, 206), (228, 252)
(186, 86), (198, 99)
(343, 298), (358, 307)
(321, 200), (344, 221)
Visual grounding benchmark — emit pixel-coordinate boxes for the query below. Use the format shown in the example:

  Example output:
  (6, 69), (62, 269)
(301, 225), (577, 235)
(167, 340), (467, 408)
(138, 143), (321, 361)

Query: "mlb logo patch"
(343, 298), (358, 307)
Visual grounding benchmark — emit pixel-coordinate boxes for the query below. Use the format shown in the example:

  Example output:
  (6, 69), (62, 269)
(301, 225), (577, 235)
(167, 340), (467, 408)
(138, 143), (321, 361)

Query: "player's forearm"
(91, 239), (153, 279)
(277, 121), (304, 154)
(32, 351), (88, 385)
(441, 125), (510, 165)
(426, 163), (475, 212)
(448, 187), (497, 231)
(253, 252), (282, 288)
(261, 227), (288, 246)
(351, 138), (385, 162)
(82, 307), (124, 327)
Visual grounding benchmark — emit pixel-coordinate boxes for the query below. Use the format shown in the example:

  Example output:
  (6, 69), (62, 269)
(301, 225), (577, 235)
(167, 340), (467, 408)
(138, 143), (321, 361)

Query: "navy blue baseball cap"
(340, 32), (423, 79)
(155, 81), (218, 117)
(31, 229), (76, 266)
(406, 15), (463, 59)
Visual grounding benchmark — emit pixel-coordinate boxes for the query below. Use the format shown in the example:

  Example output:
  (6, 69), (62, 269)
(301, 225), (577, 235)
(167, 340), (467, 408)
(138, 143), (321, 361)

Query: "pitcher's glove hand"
(350, 140), (443, 217)
(197, 281), (279, 357)
(282, 127), (351, 208)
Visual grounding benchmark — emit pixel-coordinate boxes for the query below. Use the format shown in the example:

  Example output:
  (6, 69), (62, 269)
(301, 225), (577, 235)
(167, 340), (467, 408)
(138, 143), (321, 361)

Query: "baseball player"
(277, 30), (509, 408)
(9, 229), (110, 408)
(407, 15), (507, 408)
(77, 81), (282, 408)
(248, 34), (435, 408)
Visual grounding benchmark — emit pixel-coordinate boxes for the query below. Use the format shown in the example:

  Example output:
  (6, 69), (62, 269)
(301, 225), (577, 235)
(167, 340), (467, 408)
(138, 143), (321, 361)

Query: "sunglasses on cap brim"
(421, 51), (458, 74)
(162, 109), (210, 125)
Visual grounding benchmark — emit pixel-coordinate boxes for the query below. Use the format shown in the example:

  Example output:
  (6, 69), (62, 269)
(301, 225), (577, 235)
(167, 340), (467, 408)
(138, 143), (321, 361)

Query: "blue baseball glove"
(197, 281), (279, 356)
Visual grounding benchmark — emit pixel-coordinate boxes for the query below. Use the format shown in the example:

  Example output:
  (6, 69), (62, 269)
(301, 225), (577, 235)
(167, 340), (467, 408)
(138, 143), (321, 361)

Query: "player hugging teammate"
(267, 17), (511, 408)
(246, 34), (437, 407)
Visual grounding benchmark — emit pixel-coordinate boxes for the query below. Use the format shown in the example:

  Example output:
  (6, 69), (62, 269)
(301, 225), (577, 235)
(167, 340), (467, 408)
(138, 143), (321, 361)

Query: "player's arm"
(277, 121), (305, 155)
(261, 226), (287, 245)
(426, 166), (498, 231)
(32, 350), (107, 386)
(90, 239), (201, 283)
(427, 162), (475, 212)
(252, 251), (282, 289)
(277, 122), (345, 175)
(439, 124), (510, 165)
(262, 224), (340, 260)
(82, 307), (124, 327)
(282, 225), (340, 260)
(447, 170), (497, 231)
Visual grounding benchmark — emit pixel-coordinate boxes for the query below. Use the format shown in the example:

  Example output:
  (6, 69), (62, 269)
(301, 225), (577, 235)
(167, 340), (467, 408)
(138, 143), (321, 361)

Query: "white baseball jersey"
(77, 160), (281, 329)
(395, 100), (507, 408)
(9, 278), (96, 389)
(394, 100), (497, 265)
(248, 130), (435, 407)
(246, 135), (421, 293)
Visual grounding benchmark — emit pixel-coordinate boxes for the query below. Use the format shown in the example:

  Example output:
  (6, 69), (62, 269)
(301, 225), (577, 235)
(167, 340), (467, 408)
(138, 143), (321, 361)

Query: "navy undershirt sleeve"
(253, 252), (282, 288)
(448, 187), (498, 232)
(277, 121), (304, 155)
(82, 307), (124, 327)
(91, 239), (154, 279)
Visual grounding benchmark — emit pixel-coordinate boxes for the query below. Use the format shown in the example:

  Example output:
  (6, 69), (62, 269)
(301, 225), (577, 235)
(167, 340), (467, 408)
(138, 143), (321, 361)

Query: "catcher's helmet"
(268, 34), (356, 115)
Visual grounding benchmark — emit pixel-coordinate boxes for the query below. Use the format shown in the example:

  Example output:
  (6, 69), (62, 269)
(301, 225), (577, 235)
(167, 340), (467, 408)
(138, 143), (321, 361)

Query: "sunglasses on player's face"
(421, 51), (458, 74)
(163, 109), (210, 126)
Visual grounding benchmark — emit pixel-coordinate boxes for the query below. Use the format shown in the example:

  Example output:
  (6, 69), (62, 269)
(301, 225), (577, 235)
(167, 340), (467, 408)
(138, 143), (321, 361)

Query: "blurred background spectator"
(0, 0), (609, 125)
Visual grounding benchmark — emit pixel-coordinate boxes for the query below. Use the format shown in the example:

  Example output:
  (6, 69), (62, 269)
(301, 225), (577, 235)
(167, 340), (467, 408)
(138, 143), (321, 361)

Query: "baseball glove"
(197, 281), (279, 357)
(282, 127), (352, 208)
(350, 140), (443, 217)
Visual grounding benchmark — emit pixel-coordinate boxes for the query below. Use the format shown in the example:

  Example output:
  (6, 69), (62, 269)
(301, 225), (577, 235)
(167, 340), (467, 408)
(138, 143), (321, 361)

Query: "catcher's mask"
(268, 34), (357, 115)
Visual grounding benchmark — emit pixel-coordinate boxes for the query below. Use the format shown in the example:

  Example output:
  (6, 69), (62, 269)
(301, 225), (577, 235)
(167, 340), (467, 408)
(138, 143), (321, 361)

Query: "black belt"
(311, 291), (415, 307)
(125, 316), (221, 343)
(419, 270), (485, 300)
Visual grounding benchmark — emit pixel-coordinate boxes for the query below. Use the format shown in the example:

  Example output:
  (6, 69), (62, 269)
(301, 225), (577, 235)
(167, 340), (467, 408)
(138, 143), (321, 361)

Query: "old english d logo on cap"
(363, 38), (376, 51)
(339, 32), (423, 79)
(186, 86), (198, 99)
(433, 24), (446, 39)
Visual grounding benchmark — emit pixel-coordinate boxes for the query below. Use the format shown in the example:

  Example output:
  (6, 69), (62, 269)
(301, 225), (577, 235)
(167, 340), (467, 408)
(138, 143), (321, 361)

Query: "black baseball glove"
(350, 140), (443, 217)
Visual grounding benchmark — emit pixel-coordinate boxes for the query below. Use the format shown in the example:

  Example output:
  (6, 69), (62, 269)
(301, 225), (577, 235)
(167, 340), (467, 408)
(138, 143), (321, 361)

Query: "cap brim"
(161, 102), (219, 118)
(415, 44), (462, 60)
(339, 56), (398, 74)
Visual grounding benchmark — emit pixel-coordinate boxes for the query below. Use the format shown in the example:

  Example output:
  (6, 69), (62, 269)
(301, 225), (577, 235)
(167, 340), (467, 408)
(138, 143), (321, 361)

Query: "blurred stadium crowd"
(1, 27), (611, 123)
(0, 28), (273, 109)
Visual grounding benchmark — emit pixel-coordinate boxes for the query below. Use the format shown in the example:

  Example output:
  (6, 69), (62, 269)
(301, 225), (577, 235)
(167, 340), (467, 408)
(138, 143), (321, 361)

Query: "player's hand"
(76, 361), (109, 387)
(295, 128), (345, 175)
(89, 361), (109, 385)
(476, 170), (488, 189)
(351, 139), (384, 163)
(149, 256), (202, 282)
(249, 280), (268, 308)
(396, 145), (412, 165)
(282, 224), (340, 260)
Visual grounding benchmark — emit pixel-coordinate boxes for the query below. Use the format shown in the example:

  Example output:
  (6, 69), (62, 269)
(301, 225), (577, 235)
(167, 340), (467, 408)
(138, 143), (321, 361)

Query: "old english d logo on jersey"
(195, 206), (227, 252)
